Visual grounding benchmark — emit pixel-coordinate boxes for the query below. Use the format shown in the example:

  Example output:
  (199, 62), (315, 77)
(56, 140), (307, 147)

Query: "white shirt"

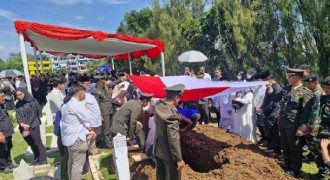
(48, 88), (65, 116)
(61, 97), (91, 146)
(84, 92), (102, 127)
(204, 73), (212, 81)
(218, 94), (235, 119)
(253, 85), (267, 110)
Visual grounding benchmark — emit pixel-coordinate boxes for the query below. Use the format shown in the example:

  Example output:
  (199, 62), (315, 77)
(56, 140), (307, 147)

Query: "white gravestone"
(40, 116), (46, 146)
(13, 159), (34, 180)
(113, 133), (130, 180)
(45, 95), (54, 126)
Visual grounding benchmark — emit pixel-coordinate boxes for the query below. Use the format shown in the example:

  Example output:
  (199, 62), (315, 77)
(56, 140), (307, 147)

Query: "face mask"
(237, 76), (242, 80)
(247, 75), (252, 79)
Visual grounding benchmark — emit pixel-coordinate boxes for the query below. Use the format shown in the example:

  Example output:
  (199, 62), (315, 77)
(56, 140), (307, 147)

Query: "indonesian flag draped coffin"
(128, 75), (269, 101)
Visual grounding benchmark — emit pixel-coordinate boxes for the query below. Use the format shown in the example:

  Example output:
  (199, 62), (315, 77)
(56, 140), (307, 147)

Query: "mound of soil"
(130, 125), (295, 180)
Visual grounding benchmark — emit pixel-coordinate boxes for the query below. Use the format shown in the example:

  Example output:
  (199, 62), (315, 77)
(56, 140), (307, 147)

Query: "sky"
(0, 0), (152, 60)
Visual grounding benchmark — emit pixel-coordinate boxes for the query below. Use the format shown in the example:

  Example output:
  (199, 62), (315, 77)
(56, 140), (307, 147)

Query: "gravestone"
(40, 116), (46, 146)
(45, 95), (54, 126)
(13, 159), (34, 180)
(112, 133), (130, 180)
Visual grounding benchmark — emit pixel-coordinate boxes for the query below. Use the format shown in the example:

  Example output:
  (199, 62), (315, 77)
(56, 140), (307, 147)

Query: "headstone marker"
(13, 159), (34, 180)
(112, 133), (130, 180)
(40, 116), (46, 146)
(45, 95), (53, 126)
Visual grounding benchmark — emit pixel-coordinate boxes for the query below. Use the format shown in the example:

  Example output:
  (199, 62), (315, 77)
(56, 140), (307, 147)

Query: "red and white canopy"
(14, 20), (165, 60)
(129, 75), (268, 101)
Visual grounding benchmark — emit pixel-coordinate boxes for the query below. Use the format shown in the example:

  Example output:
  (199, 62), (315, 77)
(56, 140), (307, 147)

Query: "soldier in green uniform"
(311, 76), (330, 178)
(278, 68), (316, 177)
(92, 75), (123, 148)
(110, 92), (153, 148)
(302, 74), (326, 177)
(153, 84), (186, 180)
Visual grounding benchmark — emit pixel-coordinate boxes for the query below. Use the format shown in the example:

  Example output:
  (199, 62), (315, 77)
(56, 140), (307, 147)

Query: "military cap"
(304, 74), (319, 82)
(260, 70), (271, 79)
(322, 76), (330, 86)
(164, 84), (185, 96)
(79, 76), (90, 82)
(298, 64), (309, 70)
(286, 68), (304, 77)
(140, 92), (154, 98)
(94, 75), (106, 80)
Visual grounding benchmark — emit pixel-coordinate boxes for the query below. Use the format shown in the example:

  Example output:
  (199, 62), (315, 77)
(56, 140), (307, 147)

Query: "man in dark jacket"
(92, 75), (123, 148)
(277, 68), (315, 177)
(110, 92), (153, 148)
(153, 84), (186, 180)
(260, 73), (282, 156)
(0, 89), (16, 173)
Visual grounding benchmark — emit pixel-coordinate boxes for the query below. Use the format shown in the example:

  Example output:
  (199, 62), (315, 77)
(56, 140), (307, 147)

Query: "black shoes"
(285, 170), (300, 177)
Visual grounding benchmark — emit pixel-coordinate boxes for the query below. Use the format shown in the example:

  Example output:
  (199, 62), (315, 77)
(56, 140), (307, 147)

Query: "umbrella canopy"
(178, 50), (207, 63)
(0, 69), (24, 78)
(99, 65), (110, 72)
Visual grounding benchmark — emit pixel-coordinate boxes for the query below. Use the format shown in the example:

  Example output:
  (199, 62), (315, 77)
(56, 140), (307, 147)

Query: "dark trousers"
(279, 127), (303, 171)
(102, 114), (113, 147)
(256, 114), (266, 142)
(0, 136), (12, 170)
(267, 123), (281, 154)
(23, 126), (47, 164)
(57, 135), (65, 158)
(197, 104), (209, 124)
(135, 125), (145, 148)
(155, 157), (180, 180)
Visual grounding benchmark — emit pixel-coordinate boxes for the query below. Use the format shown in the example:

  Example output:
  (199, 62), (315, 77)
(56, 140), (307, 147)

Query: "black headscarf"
(16, 88), (42, 118)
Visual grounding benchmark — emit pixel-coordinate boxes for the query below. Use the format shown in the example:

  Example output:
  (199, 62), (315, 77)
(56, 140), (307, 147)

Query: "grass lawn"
(99, 153), (117, 180)
(46, 126), (54, 134)
(46, 136), (52, 150)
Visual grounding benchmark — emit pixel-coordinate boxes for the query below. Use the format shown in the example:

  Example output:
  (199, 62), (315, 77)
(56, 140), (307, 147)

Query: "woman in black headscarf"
(15, 88), (47, 165)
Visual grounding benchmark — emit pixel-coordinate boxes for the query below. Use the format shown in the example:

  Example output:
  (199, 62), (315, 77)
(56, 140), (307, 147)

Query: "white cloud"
(41, 0), (92, 6)
(74, 15), (85, 20)
(0, 45), (5, 51)
(0, 9), (16, 21)
(98, 0), (129, 4)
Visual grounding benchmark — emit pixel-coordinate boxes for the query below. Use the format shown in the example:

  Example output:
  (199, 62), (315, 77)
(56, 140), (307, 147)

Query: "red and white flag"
(128, 75), (268, 101)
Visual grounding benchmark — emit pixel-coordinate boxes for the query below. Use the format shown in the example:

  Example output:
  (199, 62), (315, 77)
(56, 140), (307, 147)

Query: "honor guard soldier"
(153, 84), (186, 180)
(92, 75), (122, 149)
(110, 92), (153, 148)
(278, 68), (316, 177)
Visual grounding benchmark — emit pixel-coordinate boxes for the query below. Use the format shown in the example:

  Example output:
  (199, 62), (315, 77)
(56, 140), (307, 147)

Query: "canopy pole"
(33, 47), (40, 76)
(39, 51), (44, 73)
(111, 57), (115, 70)
(161, 52), (165, 77)
(128, 54), (132, 75)
(19, 33), (32, 94)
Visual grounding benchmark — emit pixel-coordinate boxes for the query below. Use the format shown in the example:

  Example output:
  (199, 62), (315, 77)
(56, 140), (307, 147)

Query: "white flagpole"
(19, 33), (32, 94)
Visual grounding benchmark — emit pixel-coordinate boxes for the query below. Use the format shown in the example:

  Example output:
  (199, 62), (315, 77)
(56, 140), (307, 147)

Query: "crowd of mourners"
(0, 64), (329, 180)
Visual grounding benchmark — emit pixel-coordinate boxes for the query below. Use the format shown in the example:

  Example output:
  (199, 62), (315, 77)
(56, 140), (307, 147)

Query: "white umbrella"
(0, 69), (24, 78)
(178, 50), (208, 62)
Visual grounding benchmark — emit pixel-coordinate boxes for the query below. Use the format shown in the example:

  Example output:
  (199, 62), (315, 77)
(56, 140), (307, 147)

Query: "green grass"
(46, 136), (52, 150)
(0, 128), (28, 179)
(46, 126), (54, 134)
(99, 154), (117, 180)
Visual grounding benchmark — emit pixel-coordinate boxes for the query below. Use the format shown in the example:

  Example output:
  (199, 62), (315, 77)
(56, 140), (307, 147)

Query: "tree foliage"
(114, 0), (328, 83)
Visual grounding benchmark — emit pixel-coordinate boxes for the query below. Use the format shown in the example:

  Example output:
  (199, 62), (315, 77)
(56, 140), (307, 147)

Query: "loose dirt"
(130, 125), (295, 180)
